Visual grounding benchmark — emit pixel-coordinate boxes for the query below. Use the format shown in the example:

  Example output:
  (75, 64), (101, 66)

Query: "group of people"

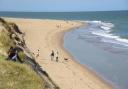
(50, 50), (59, 62)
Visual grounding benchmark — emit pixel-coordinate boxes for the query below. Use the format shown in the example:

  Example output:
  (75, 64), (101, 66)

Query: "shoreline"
(61, 25), (115, 89)
(4, 17), (113, 89)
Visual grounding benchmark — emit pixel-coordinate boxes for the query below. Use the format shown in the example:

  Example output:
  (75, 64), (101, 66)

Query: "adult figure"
(50, 50), (54, 61)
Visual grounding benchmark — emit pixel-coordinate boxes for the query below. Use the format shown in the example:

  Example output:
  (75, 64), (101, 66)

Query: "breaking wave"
(86, 21), (128, 47)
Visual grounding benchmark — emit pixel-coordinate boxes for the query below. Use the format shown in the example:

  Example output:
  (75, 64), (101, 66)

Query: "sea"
(0, 11), (128, 89)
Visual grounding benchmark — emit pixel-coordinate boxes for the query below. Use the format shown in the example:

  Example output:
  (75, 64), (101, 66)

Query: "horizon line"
(0, 10), (128, 13)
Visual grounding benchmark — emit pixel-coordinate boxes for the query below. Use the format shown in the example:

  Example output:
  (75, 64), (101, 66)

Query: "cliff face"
(0, 18), (25, 55)
(0, 18), (59, 89)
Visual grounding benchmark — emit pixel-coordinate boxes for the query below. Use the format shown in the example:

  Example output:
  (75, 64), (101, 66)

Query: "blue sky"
(0, 0), (128, 11)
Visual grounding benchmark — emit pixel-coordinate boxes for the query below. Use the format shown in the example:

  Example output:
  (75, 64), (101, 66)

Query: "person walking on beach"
(56, 51), (59, 62)
(50, 50), (54, 61)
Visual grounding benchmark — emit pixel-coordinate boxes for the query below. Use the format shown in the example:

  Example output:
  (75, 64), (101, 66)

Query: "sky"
(0, 0), (128, 12)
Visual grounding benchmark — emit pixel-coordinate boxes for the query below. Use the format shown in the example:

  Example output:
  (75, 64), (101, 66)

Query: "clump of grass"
(0, 55), (6, 60)
(0, 29), (15, 52)
(0, 59), (45, 89)
(18, 51), (26, 62)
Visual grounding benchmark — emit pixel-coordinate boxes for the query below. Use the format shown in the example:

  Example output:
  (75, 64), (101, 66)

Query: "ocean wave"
(86, 21), (128, 47)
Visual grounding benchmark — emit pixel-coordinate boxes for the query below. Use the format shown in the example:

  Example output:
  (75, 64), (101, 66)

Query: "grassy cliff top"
(0, 18), (46, 89)
(0, 56), (45, 89)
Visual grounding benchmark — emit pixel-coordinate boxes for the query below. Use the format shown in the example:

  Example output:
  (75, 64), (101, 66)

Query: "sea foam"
(87, 21), (128, 47)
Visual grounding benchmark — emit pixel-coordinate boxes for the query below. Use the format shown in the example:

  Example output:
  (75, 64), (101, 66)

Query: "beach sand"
(5, 18), (113, 89)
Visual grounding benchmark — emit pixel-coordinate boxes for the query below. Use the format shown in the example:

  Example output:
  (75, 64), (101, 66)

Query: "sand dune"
(5, 18), (113, 89)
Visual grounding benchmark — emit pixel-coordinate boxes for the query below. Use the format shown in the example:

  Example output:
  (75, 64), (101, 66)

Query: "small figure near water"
(50, 50), (54, 61)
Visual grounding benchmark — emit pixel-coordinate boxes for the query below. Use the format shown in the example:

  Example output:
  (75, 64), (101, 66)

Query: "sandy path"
(5, 18), (113, 89)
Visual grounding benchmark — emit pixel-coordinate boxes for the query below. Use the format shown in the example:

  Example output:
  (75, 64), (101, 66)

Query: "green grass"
(0, 55), (6, 60)
(0, 29), (15, 52)
(0, 58), (46, 89)
(18, 51), (26, 62)
(0, 19), (47, 89)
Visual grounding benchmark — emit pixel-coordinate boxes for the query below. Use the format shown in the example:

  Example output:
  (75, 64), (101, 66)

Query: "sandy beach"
(5, 18), (113, 89)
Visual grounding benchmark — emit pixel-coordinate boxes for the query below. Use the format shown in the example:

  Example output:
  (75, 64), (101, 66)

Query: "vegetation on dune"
(0, 18), (46, 89)
(18, 51), (26, 62)
(0, 18), (15, 54)
(0, 18), (25, 54)
(0, 29), (15, 51)
(0, 55), (6, 60)
(0, 58), (45, 89)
